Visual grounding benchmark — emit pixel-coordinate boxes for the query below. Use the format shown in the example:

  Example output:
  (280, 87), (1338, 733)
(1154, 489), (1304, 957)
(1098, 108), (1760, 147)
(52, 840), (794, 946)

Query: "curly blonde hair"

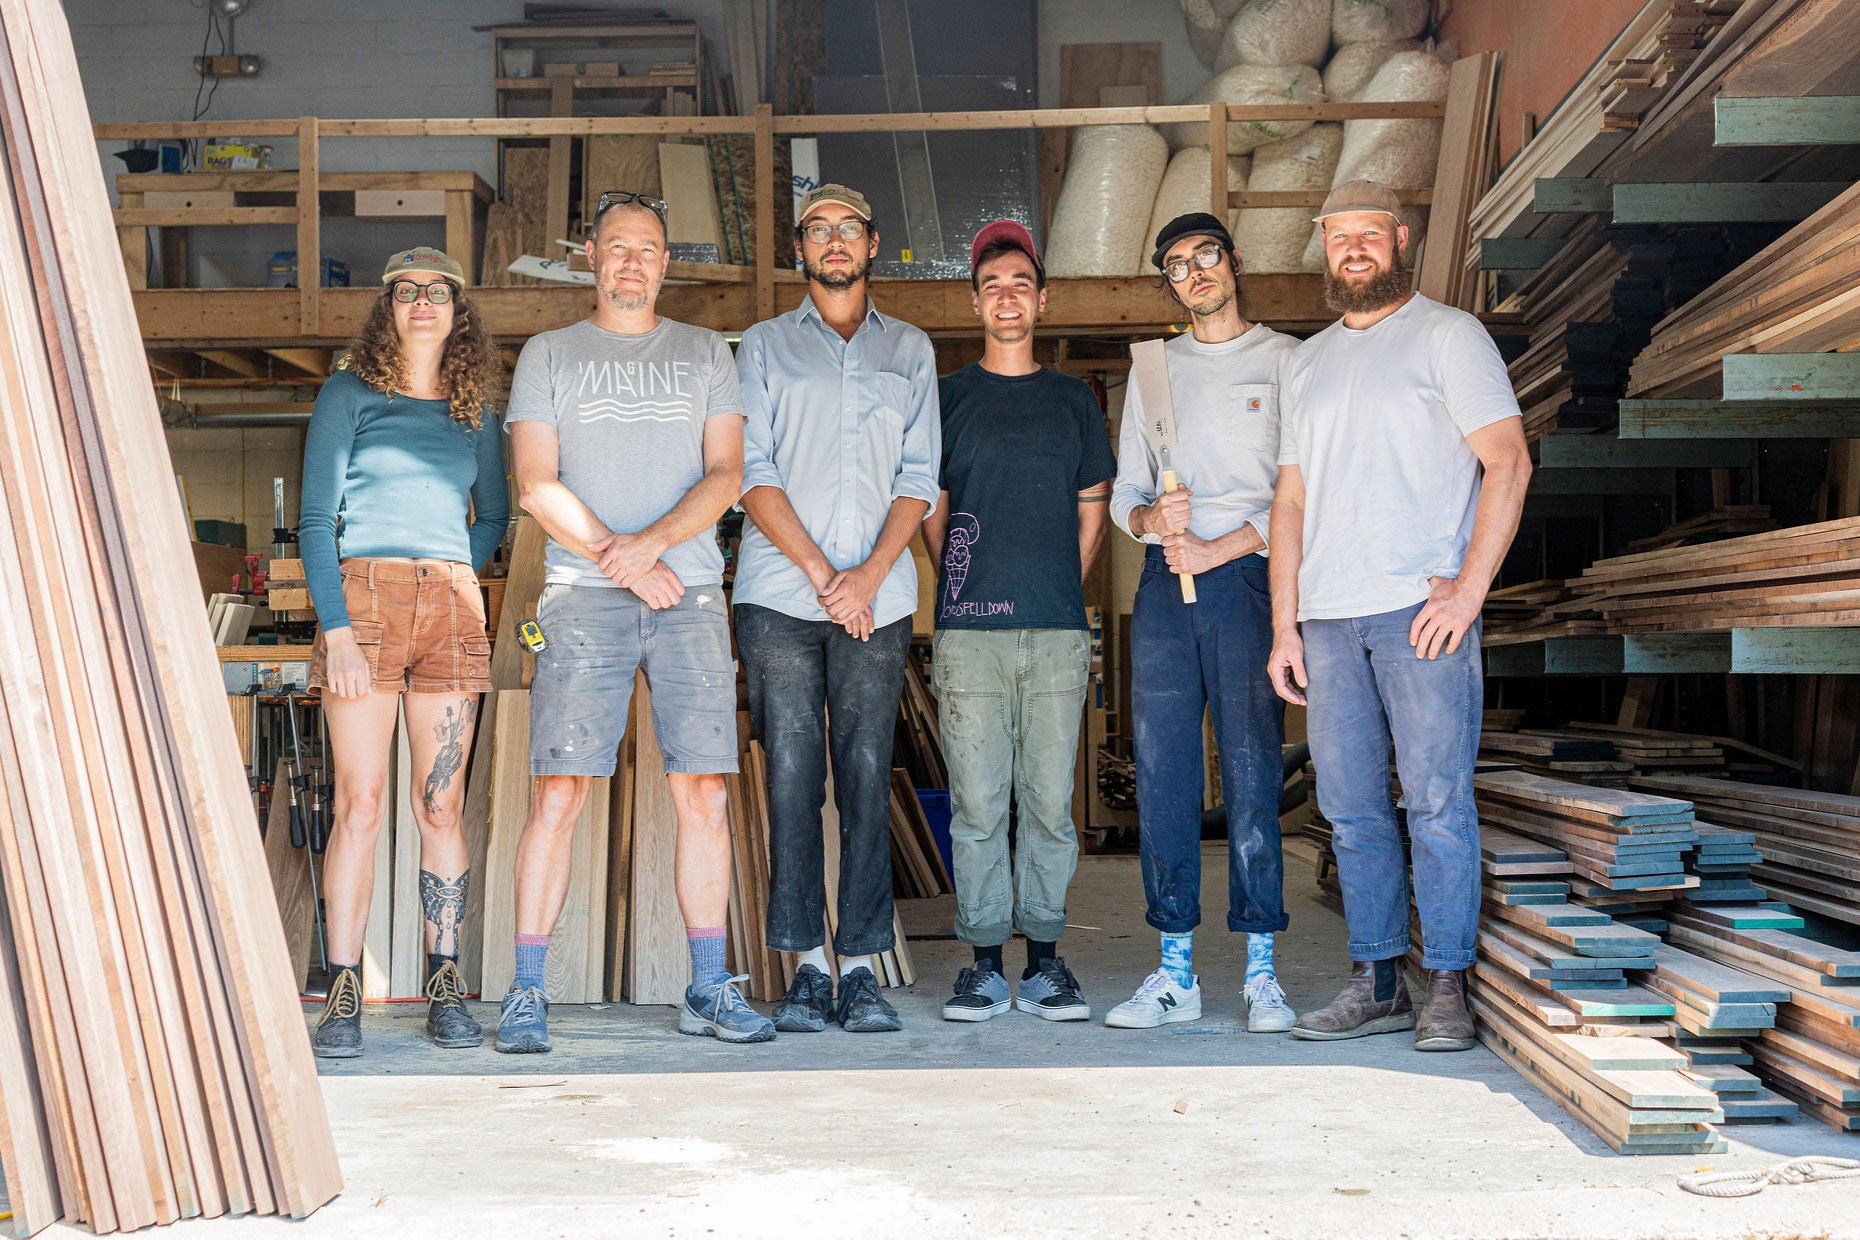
(340, 285), (502, 428)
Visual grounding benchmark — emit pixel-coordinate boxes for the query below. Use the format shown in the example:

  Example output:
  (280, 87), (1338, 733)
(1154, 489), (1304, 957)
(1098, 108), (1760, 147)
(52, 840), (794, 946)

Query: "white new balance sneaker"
(1244, 972), (1297, 1033)
(1104, 967), (1201, 1028)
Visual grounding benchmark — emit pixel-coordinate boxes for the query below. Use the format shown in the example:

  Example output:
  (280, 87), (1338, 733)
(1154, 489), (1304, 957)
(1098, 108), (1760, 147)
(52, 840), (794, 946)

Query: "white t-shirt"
(1279, 294), (1522, 621)
(1111, 323), (1298, 552)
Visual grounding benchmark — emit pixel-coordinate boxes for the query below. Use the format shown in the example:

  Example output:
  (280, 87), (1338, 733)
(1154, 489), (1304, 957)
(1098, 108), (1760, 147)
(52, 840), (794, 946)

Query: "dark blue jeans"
(1131, 547), (1287, 935)
(1302, 601), (1482, 970)
(736, 604), (911, 956)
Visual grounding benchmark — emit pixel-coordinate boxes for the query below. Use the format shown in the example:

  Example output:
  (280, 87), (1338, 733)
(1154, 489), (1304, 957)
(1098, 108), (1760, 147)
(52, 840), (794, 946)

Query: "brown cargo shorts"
(309, 558), (492, 695)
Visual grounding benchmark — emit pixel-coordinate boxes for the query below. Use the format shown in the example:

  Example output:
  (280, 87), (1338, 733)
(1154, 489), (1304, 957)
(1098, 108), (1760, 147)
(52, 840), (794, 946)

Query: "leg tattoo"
(423, 700), (475, 815)
(420, 868), (471, 957)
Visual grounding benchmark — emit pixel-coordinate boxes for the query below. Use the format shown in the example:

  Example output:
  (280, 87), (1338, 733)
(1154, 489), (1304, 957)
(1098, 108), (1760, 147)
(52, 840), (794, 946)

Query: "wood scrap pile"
(1632, 939), (1799, 1121)
(1482, 580), (1607, 645)
(1478, 731), (1631, 786)
(0, 0), (340, 1230)
(889, 767), (951, 899)
(1663, 906), (1860, 1130)
(1633, 776), (1860, 929)
(1566, 515), (1860, 632)
(1622, 505), (1774, 554)
(893, 638), (946, 792)
(1627, 171), (1860, 399)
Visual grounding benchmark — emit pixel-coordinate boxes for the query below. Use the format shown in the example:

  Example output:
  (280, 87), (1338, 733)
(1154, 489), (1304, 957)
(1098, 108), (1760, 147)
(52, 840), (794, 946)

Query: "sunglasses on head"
(593, 190), (668, 226)
(1164, 244), (1227, 284)
(389, 279), (457, 304)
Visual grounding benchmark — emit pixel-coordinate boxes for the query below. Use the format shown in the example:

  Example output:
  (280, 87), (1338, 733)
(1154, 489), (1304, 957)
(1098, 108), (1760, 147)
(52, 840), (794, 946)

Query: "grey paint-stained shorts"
(528, 582), (740, 777)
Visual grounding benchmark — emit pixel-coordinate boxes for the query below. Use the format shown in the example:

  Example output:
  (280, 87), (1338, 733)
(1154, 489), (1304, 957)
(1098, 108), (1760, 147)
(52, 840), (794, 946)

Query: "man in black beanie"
(1103, 214), (1299, 1032)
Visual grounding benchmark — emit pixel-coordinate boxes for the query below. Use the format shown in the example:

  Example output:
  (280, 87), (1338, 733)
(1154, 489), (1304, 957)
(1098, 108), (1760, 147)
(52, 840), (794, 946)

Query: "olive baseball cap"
(1312, 180), (1405, 224)
(382, 245), (466, 285)
(797, 183), (872, 223)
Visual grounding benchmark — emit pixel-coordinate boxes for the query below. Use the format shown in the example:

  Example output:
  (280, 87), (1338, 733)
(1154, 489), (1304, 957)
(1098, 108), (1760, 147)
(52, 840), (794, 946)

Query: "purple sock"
(687, 927), (728, 990)
(514, 934), (550, 992)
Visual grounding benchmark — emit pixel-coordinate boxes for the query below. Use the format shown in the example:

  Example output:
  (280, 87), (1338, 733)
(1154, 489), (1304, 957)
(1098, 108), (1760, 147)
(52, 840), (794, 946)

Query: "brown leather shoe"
(1289, 959), (1415, 1040)
(1414, 968), (1477, 1052)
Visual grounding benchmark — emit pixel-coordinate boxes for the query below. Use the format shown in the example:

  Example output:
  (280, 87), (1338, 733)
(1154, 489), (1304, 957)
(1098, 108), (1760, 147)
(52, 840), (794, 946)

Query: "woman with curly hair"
(300, 246), (509, 1059)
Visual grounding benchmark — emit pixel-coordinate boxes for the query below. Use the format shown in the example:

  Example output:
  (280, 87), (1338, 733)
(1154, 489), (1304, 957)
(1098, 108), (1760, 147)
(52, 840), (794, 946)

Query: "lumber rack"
(96, 100), (1446, 348)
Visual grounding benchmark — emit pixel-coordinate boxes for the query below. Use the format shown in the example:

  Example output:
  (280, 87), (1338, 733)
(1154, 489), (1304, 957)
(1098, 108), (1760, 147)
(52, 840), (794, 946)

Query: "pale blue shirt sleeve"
(893, 334), (941, 512)
(736, 326), (783, 494)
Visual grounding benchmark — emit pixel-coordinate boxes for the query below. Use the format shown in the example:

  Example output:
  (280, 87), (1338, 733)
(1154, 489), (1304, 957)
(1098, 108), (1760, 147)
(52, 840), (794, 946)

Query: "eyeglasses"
(389, 279), (456, 304)
(798, 220), (869, 244)
(1164, 244), (1227, 284)
(593, 190), (668, 226)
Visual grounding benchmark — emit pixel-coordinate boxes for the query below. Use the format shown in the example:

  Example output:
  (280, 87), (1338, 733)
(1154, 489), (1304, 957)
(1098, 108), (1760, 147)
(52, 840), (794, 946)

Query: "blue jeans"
(735, 604), (911, 956)
(1302, 601), (1482, 970)
(1131, 548), (1287, 935)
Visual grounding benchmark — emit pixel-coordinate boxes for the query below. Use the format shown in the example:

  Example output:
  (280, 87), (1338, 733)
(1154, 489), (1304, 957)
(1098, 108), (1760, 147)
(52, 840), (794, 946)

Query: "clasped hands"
(588, 530), (684, 609)
(1143, 487), (1224, 576)
(812, 561), (879, 641)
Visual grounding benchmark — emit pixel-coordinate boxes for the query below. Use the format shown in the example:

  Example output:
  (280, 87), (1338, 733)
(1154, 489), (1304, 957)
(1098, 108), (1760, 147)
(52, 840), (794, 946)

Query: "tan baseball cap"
(1313, 180), (1404, 224)
(382, 245), (466, 285)
(797, 183), (872, 223)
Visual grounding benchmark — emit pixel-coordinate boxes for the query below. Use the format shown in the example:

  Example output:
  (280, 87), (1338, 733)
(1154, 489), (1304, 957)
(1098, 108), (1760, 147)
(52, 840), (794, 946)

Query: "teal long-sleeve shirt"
(299, 369), (510, 630)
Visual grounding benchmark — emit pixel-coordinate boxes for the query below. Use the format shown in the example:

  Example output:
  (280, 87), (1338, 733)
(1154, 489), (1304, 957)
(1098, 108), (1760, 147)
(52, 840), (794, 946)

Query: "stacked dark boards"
(0, 0), (341, 1232)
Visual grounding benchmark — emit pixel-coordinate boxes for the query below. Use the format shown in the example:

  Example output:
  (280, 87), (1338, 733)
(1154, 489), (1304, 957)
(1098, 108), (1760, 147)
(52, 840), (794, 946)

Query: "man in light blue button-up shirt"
(734, 183), (940, 1035)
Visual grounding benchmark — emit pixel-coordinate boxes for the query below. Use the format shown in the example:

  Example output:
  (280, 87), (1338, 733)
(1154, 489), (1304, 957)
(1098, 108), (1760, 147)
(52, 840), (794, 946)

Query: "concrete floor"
(17, 842), (1860, 1238)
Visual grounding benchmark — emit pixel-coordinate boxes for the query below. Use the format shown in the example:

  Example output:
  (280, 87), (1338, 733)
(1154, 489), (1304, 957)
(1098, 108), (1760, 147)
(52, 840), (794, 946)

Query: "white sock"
(839, 953), (876, 979)
(798, 945), (830, 974)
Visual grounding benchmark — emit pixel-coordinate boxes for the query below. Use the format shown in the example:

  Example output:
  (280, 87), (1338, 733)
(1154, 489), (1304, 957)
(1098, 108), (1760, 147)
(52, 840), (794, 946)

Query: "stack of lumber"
(1567, 515), (1860, 633)
(1633, 776), (1860, 928)
(1414, 52), (1502, 311)
(1475, 772), (1701, 909)
(1482, 581), (1607, 645)
(1663, 907), (1860, 1130)
(1479, 731), (1630, 785)
(889, 767), (951, 899)
(1464, 0), (1742, 272)
(1484, 707), (1527, 732)
(1469, 833), (1730, 1153)
(1628, 178), (1860, 398)
(1622, 505), (1775, 554)
(0, 0), (340, 1230)
(1633, 940), (1800, 1122)
(893, 638), (946, 792)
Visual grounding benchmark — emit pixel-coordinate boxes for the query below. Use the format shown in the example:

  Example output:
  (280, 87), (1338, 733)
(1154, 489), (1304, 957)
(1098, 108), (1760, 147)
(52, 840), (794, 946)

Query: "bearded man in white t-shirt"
(1266, 181), (1532, 1052)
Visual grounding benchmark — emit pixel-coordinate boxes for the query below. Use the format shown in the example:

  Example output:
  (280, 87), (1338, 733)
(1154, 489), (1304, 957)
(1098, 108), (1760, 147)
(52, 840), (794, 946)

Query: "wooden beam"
(1545, 636), (1624, 676)
(112, 207), (297, 228)
(194, 349), (266, 379)
(1536, 437), (1755, 469)
(1487, 644), (1546, 677)
(1612, 181), (1848, 224)
(1722, 353), (1860, 401)
(1619, 398), (1860, 438)
(1229, 187), (1434, 209)
(260, 348), (330, 378)
(1480, 237), (1566, 271)
(754, 102), (774, 322)
(1534, 177), (1610, 214)
(297, 116), (319, 336)
(1208, 101), (1226, 221)
(1528, 467), (1674, 496)
(116, 171), (494, 198)
(1622, 633), (1731, 674)
(1714, 96), (1860, 147)
(1731, 627), (1860, 674)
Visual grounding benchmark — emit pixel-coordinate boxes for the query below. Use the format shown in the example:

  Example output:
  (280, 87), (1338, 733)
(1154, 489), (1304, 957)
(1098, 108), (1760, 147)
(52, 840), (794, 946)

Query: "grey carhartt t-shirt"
(506, 317), (743, 588)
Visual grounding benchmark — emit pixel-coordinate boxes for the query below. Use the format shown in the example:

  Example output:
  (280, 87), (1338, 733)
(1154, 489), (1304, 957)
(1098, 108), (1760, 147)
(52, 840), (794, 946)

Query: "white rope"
(1679, 1156), (1860, 1198)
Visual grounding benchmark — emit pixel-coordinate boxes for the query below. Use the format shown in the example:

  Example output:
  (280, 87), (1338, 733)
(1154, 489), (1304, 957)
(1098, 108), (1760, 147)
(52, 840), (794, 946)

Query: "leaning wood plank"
(629, 679), (687, 1005)
(0, 825), (61, 1236)
(262, 760), (315, 993)
(390, 712), (422, 998)
(604, 693), (637, 1003)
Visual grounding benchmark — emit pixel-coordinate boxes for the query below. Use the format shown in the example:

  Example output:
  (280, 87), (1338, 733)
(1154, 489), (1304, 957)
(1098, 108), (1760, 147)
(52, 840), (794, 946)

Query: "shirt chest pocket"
(1230, 383), (1280, 458)
(865, 371), (911, 429)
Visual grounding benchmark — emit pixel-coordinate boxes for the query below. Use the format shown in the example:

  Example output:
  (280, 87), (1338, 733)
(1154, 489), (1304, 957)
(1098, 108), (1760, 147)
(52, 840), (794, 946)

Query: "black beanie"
(1151, 212), (1235, 270)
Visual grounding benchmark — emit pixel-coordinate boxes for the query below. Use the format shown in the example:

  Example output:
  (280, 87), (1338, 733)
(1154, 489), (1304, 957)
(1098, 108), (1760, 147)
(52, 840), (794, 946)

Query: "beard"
(597, 270), (653, 312)
(805, 253), (870, 289)
(1324, 249), (1411, 315)
(1182, 284), (1234, 321)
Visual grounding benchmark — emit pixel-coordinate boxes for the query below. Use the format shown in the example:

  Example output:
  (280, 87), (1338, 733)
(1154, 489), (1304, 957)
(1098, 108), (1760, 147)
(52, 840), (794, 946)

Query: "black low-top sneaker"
(311, 965), (363, 1058)
(1015, 957), (1091, 1022)
(773, 962), (835, 1033)
(941, 965), (1011, 1022)
(836, 965), (902, 1033)
(425, 958), (485, 1048)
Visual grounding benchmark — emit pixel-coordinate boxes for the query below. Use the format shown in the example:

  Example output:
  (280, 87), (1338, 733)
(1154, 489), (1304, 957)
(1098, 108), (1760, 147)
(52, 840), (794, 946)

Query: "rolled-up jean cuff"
(833, 933), (896, 956)
(956, 919), (1014, 948)
(1421, 949), (1475, 971)
(1014, 910), (1069, 943)
(1348, 934), (1411, 962)
(1146, 911), (1200, 935)
(663, 756), (739, 776)
(531, 760), (616, 778)
(1227, 913), (1292, 934)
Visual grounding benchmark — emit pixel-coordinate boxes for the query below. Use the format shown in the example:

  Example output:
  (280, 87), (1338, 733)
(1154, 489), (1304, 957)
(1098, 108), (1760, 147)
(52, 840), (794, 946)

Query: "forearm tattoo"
(422, 700), (475, 814)
(420, 868), (471, 957)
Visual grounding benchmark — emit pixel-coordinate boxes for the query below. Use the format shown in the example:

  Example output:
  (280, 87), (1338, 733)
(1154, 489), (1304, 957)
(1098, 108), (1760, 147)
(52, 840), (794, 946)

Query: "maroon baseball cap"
(970, 219), (1043, 279)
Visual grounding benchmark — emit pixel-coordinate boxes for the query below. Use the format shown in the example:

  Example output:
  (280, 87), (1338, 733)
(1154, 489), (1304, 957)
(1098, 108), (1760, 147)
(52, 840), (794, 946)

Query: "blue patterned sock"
(687, 927), (728, 990)
(514, 934), (549, 992)
(1160, 931), (1194, 988)
(1246, 932), (1276, 984)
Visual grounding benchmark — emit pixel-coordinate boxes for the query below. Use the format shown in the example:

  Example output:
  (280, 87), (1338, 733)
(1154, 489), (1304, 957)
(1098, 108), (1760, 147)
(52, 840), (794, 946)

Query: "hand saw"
(1129, 338), (1196, 604)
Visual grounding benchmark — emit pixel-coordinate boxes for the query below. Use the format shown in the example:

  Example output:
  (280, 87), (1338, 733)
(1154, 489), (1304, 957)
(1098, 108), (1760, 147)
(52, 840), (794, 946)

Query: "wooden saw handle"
(1160, 468), (1197, 604)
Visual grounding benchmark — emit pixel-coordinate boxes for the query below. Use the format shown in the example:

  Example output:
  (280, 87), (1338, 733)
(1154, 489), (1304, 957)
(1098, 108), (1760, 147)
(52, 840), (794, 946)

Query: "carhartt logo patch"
(1247, 396), (1262, 411)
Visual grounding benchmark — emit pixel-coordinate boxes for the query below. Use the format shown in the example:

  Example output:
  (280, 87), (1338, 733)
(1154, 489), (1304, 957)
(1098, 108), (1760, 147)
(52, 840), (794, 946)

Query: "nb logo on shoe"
(1157, 994), (1177, 1010)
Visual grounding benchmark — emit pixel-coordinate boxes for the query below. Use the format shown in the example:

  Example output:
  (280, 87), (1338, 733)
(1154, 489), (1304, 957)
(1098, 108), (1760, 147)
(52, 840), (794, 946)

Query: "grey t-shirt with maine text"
(506, 317), (744, 588)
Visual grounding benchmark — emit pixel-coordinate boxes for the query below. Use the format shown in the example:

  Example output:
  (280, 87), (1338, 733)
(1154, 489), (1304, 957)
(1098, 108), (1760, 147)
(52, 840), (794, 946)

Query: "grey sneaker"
(310, 964), (363, 1058)
(495, 984), (551, 1053)
(941, 965), (1011, 1022)
(836, 966), (902, 1033)
(1016, 958), (1091, 1022)
(425, 959), (484, 1049)
(680, 974), (776, 1044)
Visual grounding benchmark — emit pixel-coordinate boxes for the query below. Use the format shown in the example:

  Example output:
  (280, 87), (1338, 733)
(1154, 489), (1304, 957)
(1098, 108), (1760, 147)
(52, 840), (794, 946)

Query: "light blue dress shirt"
(733, 295), (941, 628)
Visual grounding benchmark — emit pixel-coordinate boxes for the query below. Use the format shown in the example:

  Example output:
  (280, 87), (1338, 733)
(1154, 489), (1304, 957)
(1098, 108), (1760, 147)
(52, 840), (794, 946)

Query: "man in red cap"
(923, 220), (1115, 1022)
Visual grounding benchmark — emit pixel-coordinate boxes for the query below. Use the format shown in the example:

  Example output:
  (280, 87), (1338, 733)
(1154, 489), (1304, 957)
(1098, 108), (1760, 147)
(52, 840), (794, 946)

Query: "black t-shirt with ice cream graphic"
(935, 363), (1116, 632)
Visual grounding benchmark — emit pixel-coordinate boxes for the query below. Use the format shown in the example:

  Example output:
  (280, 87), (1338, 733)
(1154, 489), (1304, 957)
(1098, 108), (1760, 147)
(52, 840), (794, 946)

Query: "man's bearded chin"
(805, 254), (871, 289)
(1323, 247), (1410, 315)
